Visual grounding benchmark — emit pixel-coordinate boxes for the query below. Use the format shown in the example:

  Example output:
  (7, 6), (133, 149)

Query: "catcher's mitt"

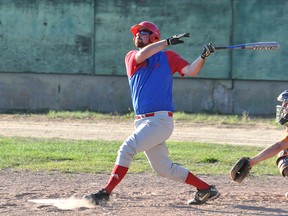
(230, 157), (251, 183)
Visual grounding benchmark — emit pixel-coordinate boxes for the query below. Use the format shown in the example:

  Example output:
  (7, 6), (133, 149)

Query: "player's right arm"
(135, 40), (168, 64)
(135, 33), (191, 64)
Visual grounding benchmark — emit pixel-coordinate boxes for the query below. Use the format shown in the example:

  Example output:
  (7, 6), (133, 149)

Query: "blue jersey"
(125, 50), (189, 115)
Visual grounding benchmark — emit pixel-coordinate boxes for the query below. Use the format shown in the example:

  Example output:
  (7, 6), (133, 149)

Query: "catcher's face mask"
(276, 90), (288, 126)
(276, 102), (288, 126)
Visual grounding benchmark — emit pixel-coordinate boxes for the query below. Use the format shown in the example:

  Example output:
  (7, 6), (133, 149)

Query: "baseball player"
(250, 90), (288, 171)
(83, 21), (220, 205)
(231, 89), (288, 182)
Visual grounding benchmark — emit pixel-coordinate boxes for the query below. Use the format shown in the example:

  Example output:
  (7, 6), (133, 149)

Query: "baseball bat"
(215, 42), (279, 50)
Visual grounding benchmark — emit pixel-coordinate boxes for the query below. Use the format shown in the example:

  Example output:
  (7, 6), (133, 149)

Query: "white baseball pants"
(116, 111), (189, 183)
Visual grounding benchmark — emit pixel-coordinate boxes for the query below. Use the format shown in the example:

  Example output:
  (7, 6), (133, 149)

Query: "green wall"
(0, 0), (94, 74)
(232, 0), (287, 80)
(0, 0), (286, 80)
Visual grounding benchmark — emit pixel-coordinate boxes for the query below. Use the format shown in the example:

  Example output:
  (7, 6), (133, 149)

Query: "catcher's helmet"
(276, 89), (288, 126)
(130, 21), (161, 42)
(277, 89), (288, 102)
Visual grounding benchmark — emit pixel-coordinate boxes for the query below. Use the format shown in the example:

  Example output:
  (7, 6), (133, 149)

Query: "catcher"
(230, 89), (288, 184)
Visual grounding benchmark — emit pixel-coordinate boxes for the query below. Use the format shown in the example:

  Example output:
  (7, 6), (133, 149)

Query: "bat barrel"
(215, 42), (279, 50)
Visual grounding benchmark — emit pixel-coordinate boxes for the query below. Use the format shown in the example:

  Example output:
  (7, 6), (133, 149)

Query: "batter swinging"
(83, 21), (220, 205)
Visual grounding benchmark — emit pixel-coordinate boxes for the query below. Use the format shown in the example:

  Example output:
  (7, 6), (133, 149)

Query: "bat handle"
(215, 46), (228, 50)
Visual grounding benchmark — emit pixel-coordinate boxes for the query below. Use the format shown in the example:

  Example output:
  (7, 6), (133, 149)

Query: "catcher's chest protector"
(276, 149), (288, 177)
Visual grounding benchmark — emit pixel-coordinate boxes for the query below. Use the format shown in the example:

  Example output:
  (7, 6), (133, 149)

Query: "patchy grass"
(0, 137), (279, 176)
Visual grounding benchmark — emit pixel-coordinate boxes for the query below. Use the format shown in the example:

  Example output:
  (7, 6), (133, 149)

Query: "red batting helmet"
(130, 21), (161, 42)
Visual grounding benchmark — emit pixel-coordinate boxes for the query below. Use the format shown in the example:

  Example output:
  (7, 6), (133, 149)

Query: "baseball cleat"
(188, 185), (220, 205)
(83, 189), (110, 205)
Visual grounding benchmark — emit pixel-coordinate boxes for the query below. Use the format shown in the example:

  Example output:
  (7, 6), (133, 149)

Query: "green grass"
(46, 110), (278, 126)
(173, 112), (271, 124)
(0, 137), (279, 176)
(0, 111), (280, 176)
(47, 110), (135, 120)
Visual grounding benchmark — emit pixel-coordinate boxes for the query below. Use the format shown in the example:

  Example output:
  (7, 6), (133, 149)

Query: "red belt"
(135, 111), (173, 120)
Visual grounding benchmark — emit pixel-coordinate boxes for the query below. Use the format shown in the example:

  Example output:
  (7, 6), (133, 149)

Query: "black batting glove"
(201, 43), (216, 60)
(166, 33), (190, 45)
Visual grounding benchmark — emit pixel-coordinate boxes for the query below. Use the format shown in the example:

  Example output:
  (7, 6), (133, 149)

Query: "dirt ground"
(0, 115), (288, 216)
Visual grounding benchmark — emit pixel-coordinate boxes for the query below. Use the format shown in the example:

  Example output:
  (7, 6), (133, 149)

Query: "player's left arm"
(181, 56), (205, 77)
(250, 137), (288, 167)
(182, 43), (216, 77)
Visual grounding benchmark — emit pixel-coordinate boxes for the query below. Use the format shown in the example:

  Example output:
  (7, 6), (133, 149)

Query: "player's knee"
(115, 141), (136, 167)
(153, 167), (167, 178)
(149, 161), (168, 177)
(152, 163), (186, 182)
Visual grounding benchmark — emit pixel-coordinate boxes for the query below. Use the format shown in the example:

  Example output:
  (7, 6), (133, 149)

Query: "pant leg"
(145, 142), (189, 183)
(116, 115), (174, 168)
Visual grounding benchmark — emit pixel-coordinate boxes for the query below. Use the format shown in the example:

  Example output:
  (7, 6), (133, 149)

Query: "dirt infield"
(0, 115), (288, 216)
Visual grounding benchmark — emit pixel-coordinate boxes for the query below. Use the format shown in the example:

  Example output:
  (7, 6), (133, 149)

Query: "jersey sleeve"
(125, 50), (145, 78)
(165, 50), (190, 77)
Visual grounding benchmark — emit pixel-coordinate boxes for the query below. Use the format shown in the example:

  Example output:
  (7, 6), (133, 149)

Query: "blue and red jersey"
(125, 50), (189, 115)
